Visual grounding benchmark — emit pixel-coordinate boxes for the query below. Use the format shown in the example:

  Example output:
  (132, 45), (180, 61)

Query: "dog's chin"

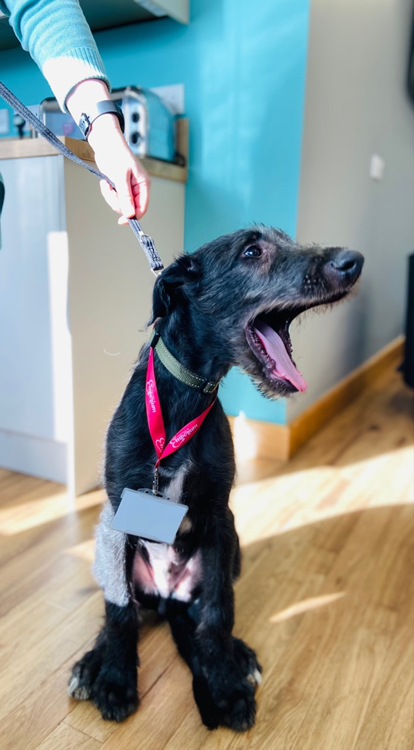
(242, 292), (349, 399)
(248, 368), (300, 400)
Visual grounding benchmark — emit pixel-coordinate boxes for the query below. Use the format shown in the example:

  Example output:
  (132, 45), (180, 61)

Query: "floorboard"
(0, 365), (412, 749)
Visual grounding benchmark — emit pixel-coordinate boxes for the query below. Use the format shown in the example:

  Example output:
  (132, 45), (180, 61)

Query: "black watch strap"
(78, 101), (125, 139)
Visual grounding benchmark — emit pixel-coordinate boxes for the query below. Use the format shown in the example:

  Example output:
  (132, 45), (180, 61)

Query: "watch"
(78, 101), (125, 139)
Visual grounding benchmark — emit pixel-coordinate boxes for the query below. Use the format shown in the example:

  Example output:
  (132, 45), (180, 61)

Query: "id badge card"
(111, 488), (189, 545)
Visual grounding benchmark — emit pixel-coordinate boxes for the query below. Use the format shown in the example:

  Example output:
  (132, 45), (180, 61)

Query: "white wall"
(288, 0), (414, 421)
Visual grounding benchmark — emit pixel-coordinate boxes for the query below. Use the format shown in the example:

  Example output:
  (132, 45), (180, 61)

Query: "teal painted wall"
(0, 0), (309, 424)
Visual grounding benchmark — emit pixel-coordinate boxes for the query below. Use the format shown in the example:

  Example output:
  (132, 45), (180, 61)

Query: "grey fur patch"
(67, 674), (91, 700)
(92, 501), (129, 607)
(253, 668), (262, 685)
(246, 669), (262, 687)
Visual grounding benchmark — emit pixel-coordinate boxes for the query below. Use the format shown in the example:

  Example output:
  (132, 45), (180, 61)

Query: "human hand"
(89, 115), (150, 222)
(66, 79), (150, 221)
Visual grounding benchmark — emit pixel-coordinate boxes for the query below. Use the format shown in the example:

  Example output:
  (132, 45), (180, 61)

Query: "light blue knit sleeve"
(0, 0), (110, 111)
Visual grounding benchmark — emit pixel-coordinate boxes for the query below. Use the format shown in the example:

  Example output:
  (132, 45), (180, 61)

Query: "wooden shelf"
(0, 118), (188, 184)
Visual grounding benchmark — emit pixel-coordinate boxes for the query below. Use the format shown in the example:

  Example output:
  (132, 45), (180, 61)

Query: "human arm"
(0, 0), (150, 219)
(66, 79), (150, 221)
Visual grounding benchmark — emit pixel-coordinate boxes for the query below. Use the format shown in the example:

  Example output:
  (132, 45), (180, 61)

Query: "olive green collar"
(149, 329), (220, 395)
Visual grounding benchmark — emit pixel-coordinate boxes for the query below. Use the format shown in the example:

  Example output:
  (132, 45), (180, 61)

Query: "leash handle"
(0, 80), (164, 274)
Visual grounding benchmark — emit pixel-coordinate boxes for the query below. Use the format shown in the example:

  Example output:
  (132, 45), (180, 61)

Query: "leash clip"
(150, 329), (161, 349)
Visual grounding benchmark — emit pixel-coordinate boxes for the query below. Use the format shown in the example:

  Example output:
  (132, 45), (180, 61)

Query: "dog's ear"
(149, 254), (200, 323)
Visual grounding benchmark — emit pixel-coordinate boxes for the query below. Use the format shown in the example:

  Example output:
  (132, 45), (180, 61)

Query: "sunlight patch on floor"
(232, 444), (414, 546)
(270, 592), (346, 623)
(0, 488), (104, 535)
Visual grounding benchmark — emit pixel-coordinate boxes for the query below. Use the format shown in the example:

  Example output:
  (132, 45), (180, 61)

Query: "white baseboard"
(0, 429), (67, 484)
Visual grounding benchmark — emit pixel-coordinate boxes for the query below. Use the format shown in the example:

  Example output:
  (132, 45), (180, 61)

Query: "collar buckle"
(197, 378), (208, 393)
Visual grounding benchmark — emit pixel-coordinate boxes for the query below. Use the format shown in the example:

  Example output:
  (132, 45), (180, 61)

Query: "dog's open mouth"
(245, 312), (307, 392)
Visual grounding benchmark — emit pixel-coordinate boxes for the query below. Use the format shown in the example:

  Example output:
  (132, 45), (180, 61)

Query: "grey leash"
(0, 80), (165, 275)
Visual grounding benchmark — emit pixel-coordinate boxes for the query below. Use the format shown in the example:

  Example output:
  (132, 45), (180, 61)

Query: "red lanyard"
(145, 346), (216, 482)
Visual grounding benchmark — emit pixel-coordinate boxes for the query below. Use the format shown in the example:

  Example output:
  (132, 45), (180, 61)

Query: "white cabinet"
(0, 137), (186, 494)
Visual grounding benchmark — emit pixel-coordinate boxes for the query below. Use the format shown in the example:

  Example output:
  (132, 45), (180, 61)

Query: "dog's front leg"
(191, 516), (260, 731)
(69, 599), (139, 721)
(68, 502), (139, 721)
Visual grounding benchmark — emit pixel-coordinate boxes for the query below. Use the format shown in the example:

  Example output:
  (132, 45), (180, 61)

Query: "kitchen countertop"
(0, 118), (188, 183)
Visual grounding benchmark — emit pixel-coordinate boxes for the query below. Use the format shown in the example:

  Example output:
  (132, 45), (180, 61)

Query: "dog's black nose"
(325, 249), (364, 286)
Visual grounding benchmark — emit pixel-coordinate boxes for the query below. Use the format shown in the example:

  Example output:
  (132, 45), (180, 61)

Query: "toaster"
(38, 86), (177, 163)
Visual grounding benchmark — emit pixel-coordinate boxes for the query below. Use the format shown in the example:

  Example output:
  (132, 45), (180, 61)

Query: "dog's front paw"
(232, 637), (262, 688)
(91, 667), (139, 722)
(193, 656), (258, 732)
(68, 647), (104, 700)
(68, 648), (138, 722)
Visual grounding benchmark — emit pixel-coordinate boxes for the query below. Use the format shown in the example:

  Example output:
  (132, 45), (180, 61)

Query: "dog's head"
(151, 226), (364, 399)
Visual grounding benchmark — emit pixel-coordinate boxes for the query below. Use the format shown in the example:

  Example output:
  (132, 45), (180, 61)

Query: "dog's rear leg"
(68, 599), (140, 722)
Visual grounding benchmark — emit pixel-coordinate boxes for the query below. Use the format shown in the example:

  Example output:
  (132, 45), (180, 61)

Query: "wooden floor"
(0, 364), (413, 750)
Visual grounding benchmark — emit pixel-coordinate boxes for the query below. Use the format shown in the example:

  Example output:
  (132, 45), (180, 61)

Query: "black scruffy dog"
(68, 226), (363, 730)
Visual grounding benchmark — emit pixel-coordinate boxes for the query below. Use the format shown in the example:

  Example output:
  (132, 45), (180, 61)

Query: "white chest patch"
(132, 464), (200, 601)
(162, 464), (188, 504)
(134, 542), (201, 601)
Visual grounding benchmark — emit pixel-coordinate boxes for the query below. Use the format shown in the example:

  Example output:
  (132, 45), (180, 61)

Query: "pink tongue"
(254, 320), (307, 392)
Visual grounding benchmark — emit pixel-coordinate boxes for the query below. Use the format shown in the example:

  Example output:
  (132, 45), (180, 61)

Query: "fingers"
(100, 178), (138, 221)
(100, 170), (150, 223)
(99, 161), (150, 224)
(129, 163), (150, 220)
(135, 177), (150, 219)
(117, 171), (136, 219)
(93, 129), (151, 221)
(99, 180), (120, 213)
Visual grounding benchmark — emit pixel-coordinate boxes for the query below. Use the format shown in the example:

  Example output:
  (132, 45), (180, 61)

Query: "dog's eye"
(243, 245), (262, 258)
